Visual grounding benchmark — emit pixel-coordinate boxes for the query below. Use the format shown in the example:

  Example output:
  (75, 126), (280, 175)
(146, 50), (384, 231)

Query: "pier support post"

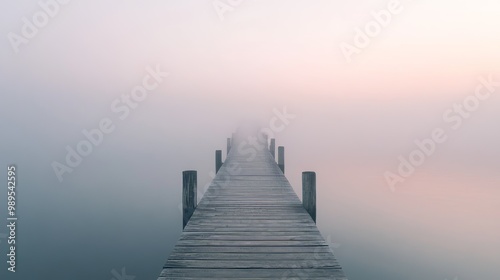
(227, 138), (231, 156)
(302, 172), (316, 223)
(270, 138), (276, 158)
(182, 170), (197, 229)
(278, 146), (285, 174)
(216, 150), (223, 173)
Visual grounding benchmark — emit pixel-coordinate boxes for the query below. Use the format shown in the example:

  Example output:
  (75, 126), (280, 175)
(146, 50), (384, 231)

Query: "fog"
(1, 1), (499, 280)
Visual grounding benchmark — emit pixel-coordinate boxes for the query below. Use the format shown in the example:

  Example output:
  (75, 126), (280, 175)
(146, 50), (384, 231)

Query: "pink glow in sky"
(1, 1), (499, 280)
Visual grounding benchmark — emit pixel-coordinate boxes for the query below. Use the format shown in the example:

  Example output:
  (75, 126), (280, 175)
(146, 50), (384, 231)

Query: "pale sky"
(1, 1), (499, 280)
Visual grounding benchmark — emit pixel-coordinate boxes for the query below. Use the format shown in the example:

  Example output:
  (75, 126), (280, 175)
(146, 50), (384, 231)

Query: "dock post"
(182, 170), (197, 229)
(270, 138), (276, 158)
(302, 171), (316, 223)
(278, 146), (285, 174)
(216, 150), (223, 173)
(227, 138), (231, 156)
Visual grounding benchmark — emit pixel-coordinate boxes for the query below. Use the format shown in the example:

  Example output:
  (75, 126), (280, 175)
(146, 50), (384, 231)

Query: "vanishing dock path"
(157, 139), (347, 279)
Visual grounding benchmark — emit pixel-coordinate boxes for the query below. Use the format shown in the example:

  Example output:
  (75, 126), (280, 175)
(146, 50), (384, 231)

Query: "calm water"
(1, 1), (499, 279)
(1, 100), (498, 280)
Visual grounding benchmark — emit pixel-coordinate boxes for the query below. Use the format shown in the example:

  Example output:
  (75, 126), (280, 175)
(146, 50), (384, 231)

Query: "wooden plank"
(157, 139), (347, 279)
(160, 268), (347, 279)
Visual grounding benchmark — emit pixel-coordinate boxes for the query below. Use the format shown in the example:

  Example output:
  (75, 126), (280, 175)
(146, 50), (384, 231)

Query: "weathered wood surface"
(182, 171), (197, 230)
(269, 138), (276, 159)
(302, 172), (317, 223)
(278, 146), (285, 174)
(216, 150), (223, 174)
(158, 143), (347, 279)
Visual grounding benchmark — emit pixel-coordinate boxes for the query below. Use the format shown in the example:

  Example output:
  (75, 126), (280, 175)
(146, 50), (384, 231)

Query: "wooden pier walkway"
(157, 136), (347, 279)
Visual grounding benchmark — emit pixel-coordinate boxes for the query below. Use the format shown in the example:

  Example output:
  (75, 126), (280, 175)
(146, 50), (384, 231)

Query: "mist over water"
(1, 1), (500, 280)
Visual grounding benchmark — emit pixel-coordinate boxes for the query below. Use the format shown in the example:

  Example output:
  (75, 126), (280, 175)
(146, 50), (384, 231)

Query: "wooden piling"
(278, 146), (285, 174)
(216, 150), (223, 173)
(182, 170), (197, 229)
(160, 146), (347, 279)
(302, 171), (316, 223)
(270, 138), (276, 158)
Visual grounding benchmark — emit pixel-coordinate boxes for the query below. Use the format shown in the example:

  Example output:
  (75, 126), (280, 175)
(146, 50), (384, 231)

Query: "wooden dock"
(157, 135), (347, 279)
